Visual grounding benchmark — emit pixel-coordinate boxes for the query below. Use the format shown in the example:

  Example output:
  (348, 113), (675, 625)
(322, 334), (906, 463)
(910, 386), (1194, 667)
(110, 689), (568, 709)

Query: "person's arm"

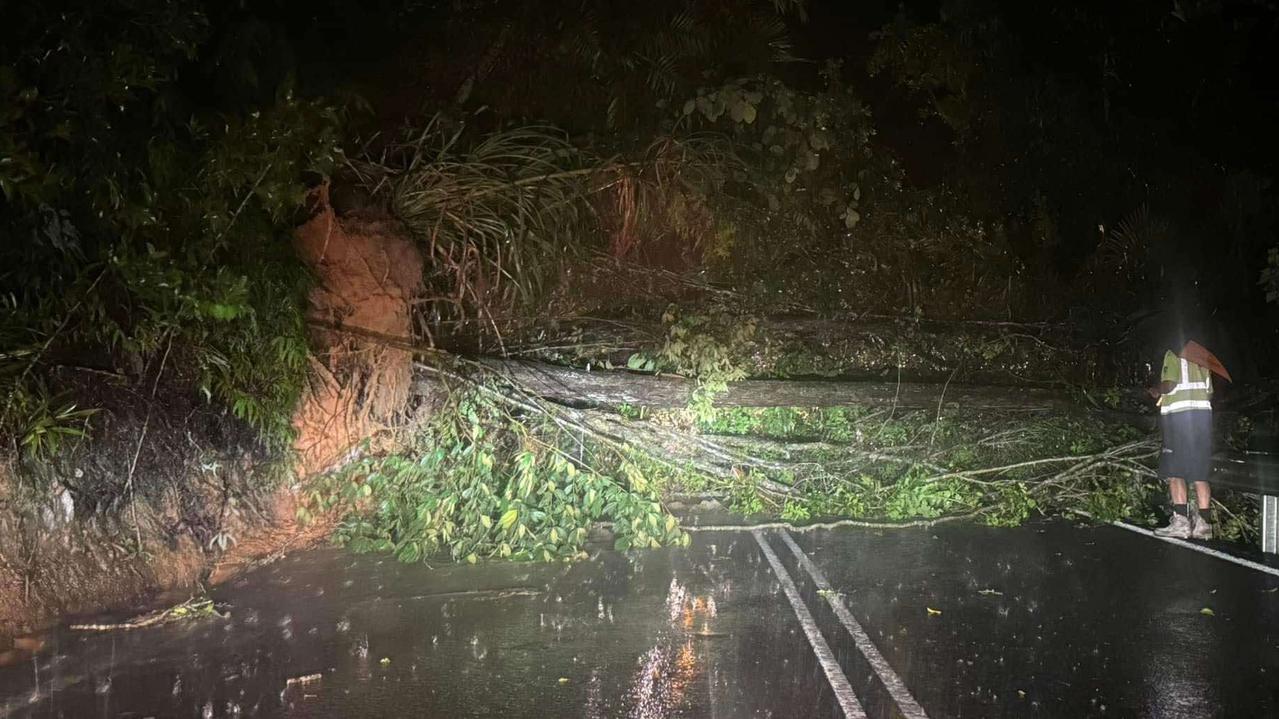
(1149, 350), (1179, 403)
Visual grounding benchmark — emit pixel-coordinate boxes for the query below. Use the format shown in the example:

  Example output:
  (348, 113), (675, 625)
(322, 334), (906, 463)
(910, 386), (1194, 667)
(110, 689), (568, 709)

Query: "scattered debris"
(70, 596), (228, 632)
(977, 588), (1004, 596)
(926, 607), (942, 616)
(285, 673), (322, 687)
(1200, 607), (1215, 616)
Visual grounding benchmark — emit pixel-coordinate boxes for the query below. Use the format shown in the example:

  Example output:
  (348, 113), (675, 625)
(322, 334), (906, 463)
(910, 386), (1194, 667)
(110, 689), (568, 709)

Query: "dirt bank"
(0, 188), (427, 648)
(291, 183), (424, 476)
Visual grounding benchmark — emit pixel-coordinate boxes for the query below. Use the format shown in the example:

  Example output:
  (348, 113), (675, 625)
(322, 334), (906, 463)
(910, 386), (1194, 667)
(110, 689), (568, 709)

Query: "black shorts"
(1158, 409), (1213, 483)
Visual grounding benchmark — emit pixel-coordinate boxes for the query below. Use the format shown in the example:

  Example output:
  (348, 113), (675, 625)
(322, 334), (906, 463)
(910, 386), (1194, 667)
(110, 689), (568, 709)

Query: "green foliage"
(688, 406), (1154, 527)
(627, 307), (756, 421)
(883, 473), (975, 520)
(699, 406), (868, 441)
(1079, 472), (1155, 525)
(376, 118), (596, 325)
(5, 384), (96, 460)
(0, 0), (346, 457)
(868, 15), (992, 138)
(1262, 247), (1279, 304)
(679, 69), (885, 245)
(1214, 493), (1260, 543)
(307, 388), (686, 563)
(981, 482), (1039, 527)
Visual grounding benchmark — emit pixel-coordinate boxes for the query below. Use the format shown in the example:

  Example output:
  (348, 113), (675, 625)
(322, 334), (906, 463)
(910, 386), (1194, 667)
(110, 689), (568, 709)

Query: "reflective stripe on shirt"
(1160, 355), (1212, 412)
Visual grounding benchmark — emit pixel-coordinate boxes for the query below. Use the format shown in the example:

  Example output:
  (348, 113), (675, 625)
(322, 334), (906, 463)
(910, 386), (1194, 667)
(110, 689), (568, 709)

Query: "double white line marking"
(752, 529), (930, 719)
(751, 530), (866, 717)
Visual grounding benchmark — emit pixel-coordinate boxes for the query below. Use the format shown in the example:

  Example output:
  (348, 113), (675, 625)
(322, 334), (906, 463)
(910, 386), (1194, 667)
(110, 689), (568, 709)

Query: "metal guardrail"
(1209, 451), (1279, 553)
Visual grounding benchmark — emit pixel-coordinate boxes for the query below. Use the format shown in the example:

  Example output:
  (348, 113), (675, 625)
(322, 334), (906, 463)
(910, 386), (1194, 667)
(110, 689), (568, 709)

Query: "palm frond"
(363, 118), (603, 329)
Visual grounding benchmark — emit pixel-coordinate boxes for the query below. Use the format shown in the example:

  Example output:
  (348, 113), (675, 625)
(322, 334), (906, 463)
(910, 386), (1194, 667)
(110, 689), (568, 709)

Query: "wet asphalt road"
(2, 519), (1278, 718)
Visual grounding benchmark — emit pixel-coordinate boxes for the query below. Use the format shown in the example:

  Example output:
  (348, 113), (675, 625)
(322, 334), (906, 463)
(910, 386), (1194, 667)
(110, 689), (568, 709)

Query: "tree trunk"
(413, 358), (1068, 411)
(480, 314), (1110, 385)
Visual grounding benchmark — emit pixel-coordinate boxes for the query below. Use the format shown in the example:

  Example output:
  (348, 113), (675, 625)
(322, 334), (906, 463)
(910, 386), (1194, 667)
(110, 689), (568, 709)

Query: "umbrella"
(1179, 340), (1232, 382)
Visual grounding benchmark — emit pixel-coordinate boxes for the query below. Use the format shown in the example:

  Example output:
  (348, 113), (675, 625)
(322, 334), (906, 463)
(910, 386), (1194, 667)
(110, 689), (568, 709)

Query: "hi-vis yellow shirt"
(1158, 350), (1213, 415)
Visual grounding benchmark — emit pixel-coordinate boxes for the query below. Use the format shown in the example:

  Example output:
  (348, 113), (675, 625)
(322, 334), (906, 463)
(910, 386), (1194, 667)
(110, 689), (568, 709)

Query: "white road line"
(751, 530), (866, 719)
(1106, 518), (1279, 578)
(778, 531), (931, 719)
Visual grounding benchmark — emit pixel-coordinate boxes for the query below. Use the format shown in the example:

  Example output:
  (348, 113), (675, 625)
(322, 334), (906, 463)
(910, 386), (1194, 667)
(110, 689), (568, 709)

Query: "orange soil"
(291, 183), (424, 477)
(0, 185), (426, 649)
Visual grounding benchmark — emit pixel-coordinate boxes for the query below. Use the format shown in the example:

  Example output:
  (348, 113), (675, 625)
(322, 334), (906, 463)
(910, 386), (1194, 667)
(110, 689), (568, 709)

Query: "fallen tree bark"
(412, 358), (1067, 411)
(487, 313), (1107, 385)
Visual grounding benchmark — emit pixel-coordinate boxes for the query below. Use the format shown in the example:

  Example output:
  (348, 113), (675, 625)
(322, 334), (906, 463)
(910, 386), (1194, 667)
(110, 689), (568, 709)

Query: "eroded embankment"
(0, 187), (424, 647)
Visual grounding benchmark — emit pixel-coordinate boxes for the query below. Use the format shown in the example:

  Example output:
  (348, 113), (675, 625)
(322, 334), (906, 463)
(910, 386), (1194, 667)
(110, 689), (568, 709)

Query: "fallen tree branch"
(681, 509), (990, 533)
(70, 596), (227, 632)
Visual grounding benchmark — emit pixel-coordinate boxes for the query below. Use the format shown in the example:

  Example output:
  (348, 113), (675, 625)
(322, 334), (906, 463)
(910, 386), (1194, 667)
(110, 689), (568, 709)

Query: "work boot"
(1192, 515), (1214, 541)
(1154, 513), (1192, 539)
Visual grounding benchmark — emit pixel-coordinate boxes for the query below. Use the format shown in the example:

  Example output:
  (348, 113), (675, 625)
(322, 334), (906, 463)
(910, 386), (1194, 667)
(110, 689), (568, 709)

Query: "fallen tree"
(472, 310), (1109, 386)
(298, 353), (1168, 563)
(412, 358), (1068, 411)
(302, 332), (1253, 565)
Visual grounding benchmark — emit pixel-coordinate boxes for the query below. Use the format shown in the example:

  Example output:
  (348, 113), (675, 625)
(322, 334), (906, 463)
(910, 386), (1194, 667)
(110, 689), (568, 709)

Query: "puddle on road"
(0, 535), (834, 718)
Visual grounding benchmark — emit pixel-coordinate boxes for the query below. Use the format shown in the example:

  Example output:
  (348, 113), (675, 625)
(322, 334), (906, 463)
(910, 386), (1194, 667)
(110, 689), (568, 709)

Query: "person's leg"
(1193, 481), (1211, 510)
(1155, 414), (1194, 537)
(1192, 481), (1214, 539)
(1189, 410), (1215, 539)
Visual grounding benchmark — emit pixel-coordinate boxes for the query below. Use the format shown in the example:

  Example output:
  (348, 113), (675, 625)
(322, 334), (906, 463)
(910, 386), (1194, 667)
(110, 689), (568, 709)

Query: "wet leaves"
(926, 607), (942, 616)
(1200, 607), (1215, 617)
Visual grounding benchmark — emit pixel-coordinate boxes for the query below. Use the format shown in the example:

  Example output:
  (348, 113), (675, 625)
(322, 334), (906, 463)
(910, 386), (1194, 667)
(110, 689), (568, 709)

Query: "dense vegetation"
(1, 1), (343, 462)
(2, 0), (1278, 578)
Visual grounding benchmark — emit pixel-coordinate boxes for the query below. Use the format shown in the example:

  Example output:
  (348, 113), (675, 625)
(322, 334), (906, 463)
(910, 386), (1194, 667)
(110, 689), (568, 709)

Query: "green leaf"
(499, 508), (519, 530)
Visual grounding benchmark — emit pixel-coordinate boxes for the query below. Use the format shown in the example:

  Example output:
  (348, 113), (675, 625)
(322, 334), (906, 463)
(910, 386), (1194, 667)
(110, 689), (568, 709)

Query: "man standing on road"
(1150, 341), (1229, 540)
